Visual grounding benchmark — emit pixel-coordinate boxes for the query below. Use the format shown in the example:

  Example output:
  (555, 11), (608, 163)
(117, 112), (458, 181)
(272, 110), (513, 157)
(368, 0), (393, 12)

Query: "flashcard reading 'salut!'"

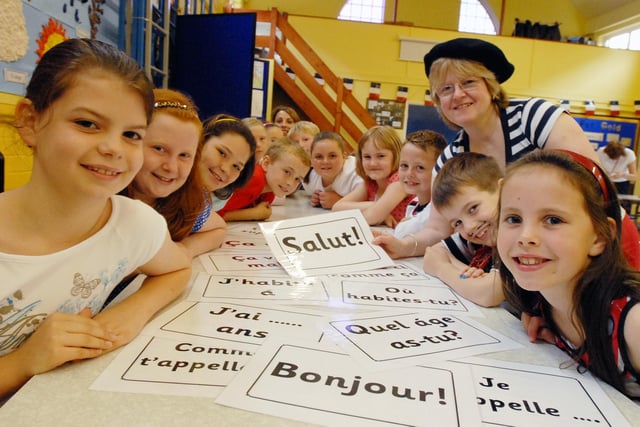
(260, 210), (394, 278)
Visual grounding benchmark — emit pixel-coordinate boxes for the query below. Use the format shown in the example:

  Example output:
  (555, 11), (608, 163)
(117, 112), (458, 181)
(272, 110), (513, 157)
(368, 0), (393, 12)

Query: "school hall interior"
(1, 0), (639, 192)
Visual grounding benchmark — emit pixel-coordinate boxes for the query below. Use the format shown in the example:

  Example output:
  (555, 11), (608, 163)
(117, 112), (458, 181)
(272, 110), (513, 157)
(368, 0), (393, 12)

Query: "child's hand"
(14, 309), (114, 375)
(93, 305), (147, 350)
(382, 214), (398, 229)
(521, 312), (556, 344)
(255, 201), (273, 218)
(317, 190), (341, 209)
(310, 190), (321, 207)
(458, 266), (486, 279)
(371, 230), (405, 259)
(423, 245), (449, 276)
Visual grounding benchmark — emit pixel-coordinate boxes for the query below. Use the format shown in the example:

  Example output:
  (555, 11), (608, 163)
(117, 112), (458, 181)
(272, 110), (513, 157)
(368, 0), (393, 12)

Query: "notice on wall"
(457, 357), (631, 427)
(90, 334), (255, 397)
(145, 301), (327, 346)
(187, 272), (330, 305)
(215, 341), (482, 427)
(326, 311), (521, 369)
(260, 210), (394, 278)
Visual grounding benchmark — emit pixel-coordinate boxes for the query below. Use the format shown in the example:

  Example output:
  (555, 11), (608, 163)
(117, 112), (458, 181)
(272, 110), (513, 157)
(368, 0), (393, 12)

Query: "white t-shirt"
(597, 146), (637, 183)
(394, 198), (432, 238)
(0, 196), (167, 356)
(303, 156), (362, 196)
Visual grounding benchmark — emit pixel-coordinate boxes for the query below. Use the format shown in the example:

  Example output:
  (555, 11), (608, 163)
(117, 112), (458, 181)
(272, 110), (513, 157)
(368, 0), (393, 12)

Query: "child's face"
(311, 139), (346, 184)
(22, 72), (147, 199)
(132, 113), (199, 202)
(198, 132), (252, 192)
(274, 110), (295, 134)
(497, 167), (606, 294)
(290, 130), (314, 154)
(262, 152), (310, 197)
(360, 140), (394, 183)
(250, 124), (269, 163)
(398, 143), (437, 203)
(439, 186), (499, 246)
(265, 125), (284, 143)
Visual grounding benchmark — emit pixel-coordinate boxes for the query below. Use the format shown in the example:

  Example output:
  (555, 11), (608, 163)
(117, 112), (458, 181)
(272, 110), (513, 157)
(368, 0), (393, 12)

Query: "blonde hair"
(355, 126), (403, 181)
(264, 138), (311, 168)
(428, 58), (509, 129)
(242, 117), (264, 130)
(287, 120), (320, 137)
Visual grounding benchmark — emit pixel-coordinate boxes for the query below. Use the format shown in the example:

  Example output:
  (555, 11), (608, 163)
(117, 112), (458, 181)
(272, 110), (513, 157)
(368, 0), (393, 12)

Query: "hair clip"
(154, 101), (190, 110)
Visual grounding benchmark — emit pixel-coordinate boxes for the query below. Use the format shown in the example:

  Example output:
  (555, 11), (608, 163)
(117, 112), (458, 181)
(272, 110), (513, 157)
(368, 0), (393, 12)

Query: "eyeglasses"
(436, 78), (483, 98)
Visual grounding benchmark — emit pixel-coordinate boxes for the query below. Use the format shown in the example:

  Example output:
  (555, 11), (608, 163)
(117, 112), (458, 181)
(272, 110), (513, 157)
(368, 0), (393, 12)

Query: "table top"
(3, 192), (640, 426)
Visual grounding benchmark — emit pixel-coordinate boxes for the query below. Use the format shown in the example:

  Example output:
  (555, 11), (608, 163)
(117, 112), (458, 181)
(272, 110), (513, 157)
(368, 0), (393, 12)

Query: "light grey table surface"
(3, 192), (640, 426)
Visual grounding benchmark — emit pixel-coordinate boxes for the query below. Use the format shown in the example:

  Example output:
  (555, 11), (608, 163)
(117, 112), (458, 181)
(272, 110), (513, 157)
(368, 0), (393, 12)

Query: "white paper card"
(216, 340), (482, 427)
(90, 334), (254, 397)
(260, 210), (394, 278)
(199, 249), (285, 274)
(145, 301), (326, 346)
(327, 311), (521, 368)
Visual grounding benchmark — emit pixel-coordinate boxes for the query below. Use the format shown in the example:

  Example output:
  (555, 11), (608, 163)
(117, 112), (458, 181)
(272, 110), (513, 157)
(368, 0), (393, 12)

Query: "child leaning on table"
(0, 39), (191, 399)
(302, 131), (362, 209)
(216, 139), (311, 221)
(422, 153), (504, 307)
(498, 149), (640, 398)
(332, 125), (413, 228)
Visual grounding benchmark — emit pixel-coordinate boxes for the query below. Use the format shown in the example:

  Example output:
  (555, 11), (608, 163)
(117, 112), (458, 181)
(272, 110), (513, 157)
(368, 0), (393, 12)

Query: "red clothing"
(365, 172), (414, 223)
(621, 213), (640, 269)
(216, 165), (275, 217)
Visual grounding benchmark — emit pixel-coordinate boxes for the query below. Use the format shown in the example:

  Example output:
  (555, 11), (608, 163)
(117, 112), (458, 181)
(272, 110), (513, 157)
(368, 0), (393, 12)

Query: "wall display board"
(573, 114), (639, 151)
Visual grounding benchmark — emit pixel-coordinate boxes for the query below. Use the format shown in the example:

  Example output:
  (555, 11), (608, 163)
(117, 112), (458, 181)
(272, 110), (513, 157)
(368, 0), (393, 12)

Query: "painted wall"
(244, 0), (589, 38)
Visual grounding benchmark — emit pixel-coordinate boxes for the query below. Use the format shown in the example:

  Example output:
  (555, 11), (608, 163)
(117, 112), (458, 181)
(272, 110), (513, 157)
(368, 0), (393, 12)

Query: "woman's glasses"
(436, 78), (483, 98)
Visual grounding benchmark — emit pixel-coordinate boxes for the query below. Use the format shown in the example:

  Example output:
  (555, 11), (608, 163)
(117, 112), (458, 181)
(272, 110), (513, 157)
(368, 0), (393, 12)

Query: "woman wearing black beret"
(374, 37), (640, 270)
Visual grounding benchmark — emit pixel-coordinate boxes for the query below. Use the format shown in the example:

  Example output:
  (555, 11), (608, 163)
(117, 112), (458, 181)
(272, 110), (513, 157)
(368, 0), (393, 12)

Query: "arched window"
(458, 0), (497, 35)
(338, 0), (385, 24)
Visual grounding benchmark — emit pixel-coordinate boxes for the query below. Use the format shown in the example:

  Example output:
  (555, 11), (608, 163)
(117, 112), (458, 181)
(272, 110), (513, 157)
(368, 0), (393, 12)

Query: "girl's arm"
(0, 309), (115, 398)
(93, 233), (192, 349)
(332, 182), (372, 212)
(222, 200), (272, 222)
(359, 181), (409, 226)
(623, 303), (640, 373)
(423, 242), (504, 307)
(626, 157), (637, 182)
(179, 211), (227, 257)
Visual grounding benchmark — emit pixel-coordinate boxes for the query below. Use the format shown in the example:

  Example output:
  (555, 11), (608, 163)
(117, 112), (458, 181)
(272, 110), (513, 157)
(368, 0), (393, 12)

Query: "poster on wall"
(367, 99), (405, 129)
(573, 114), (639, 151)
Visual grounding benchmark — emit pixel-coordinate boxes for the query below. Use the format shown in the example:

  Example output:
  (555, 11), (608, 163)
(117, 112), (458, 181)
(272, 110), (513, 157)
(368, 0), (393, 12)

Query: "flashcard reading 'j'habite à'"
(260, 209), (394, 278)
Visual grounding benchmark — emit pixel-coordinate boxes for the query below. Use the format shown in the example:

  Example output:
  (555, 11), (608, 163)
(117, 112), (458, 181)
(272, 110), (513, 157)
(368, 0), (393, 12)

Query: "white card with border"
(259, 210), (394, 278)
(216, 340), (482, 427)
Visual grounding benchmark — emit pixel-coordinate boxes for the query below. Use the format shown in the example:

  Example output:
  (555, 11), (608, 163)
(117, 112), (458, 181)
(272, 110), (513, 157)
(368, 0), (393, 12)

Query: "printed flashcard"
(457, 357), (631, 427)
(260, 210), (394, 278)
(90, 334), (255, 398)
(224, 222), (265, 237)
(219, 235), (270, 250)
(329, 279), (484, 317)
(144, 301), (326, 346)
(216, 341), (482, 427)
(329, 261), (440, 283)
(327, 311), (521, 368)
(187, 271), (330, 305)
(199, 249), (285, 275)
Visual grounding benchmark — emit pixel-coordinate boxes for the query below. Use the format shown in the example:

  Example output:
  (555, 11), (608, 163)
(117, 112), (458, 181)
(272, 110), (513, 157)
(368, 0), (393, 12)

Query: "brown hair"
(603, 141), (626, 159)
(271, 105), (301, 123)
(355, 126), (403, 181)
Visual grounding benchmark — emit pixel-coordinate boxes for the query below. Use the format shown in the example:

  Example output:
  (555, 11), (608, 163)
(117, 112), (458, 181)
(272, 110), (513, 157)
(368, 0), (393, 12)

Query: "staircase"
(235, 8), (376, 149)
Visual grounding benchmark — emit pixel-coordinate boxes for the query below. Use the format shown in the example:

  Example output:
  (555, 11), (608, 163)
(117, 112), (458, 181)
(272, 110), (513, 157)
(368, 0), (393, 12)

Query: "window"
(458, 0), (497, 35)
(338, 0), (384, 24)
(604, 28), (640, 51)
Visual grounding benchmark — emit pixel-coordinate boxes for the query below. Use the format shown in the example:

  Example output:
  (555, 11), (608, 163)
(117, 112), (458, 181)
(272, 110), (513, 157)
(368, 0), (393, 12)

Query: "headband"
(555, 149), (610, 202)
(154, 101), (198, 116)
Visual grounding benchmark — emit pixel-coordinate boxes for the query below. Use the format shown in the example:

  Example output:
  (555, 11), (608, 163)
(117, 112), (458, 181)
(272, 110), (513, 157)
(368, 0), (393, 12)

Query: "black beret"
(423, 38), (515, 83)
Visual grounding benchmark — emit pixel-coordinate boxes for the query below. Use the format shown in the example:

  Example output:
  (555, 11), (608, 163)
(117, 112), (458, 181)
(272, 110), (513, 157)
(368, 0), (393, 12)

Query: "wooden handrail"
(235, 7), (376, 150)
